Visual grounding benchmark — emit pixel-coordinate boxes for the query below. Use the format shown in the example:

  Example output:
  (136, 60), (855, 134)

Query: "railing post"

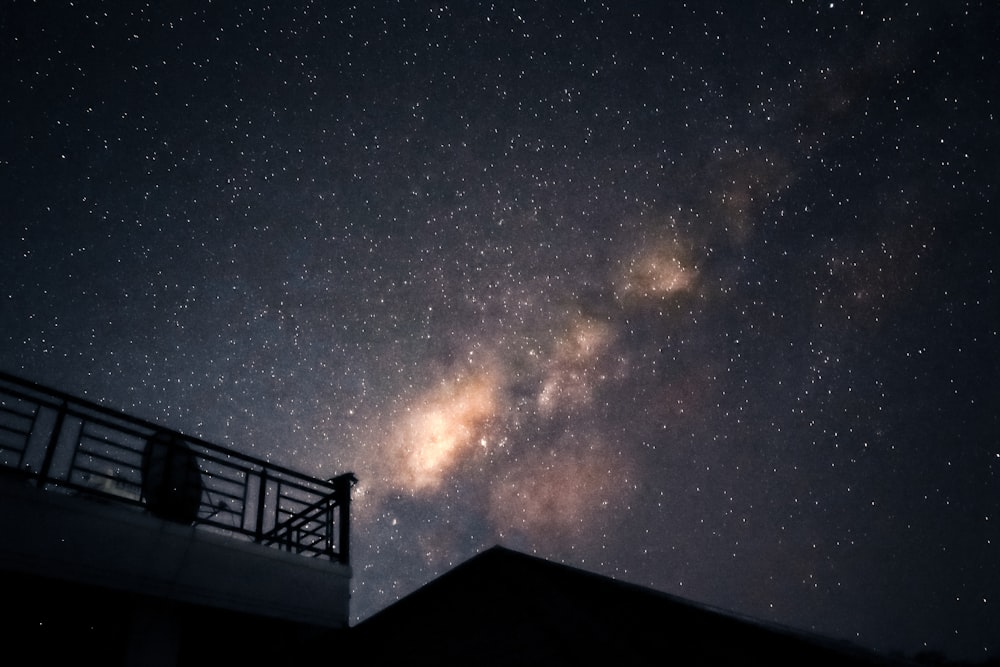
(36, 400), (68, 488)
(325, 501), (335, 556)
(255, 468), (268, 543)
(332, 473), (357, 565)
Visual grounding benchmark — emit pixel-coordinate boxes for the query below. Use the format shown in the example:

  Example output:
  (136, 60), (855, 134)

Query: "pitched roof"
(345, 545), (900, 666)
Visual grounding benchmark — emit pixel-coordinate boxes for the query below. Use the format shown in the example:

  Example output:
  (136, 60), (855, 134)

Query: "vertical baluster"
(255, 468), (268, 543)
(36, 400), (68, 488)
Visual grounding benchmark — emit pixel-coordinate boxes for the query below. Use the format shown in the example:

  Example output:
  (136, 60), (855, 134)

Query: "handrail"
(0, 371), (356, 564)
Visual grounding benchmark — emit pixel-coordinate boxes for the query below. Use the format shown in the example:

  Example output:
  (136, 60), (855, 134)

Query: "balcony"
(0, 370), (356, 564)
(0, 370), (356, 663)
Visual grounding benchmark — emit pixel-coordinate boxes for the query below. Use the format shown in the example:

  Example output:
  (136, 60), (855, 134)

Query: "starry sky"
(2, 1), (998, 661)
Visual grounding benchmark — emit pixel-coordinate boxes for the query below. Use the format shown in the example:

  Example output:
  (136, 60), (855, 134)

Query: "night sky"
(2, 1), (998, 660)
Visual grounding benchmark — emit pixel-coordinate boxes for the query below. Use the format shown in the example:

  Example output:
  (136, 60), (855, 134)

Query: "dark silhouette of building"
(337, 545), (905, 666)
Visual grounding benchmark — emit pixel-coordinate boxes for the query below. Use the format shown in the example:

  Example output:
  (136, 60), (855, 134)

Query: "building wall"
(0, 472), (351, 665)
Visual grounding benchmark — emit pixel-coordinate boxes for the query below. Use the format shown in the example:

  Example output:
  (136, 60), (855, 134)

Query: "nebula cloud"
(615, 235), (698, 303)
(537, 315), (617, 416)
(388, 358), (506, 493)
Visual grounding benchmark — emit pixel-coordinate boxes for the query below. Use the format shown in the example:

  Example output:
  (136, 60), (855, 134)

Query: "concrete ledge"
(0, 474), (351, 628)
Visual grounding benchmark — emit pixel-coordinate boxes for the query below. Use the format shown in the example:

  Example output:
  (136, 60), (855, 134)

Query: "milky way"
(2, 2), (997, 660)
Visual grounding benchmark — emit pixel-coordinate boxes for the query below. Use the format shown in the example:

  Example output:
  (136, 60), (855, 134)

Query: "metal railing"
(0, 371), (356, 564)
